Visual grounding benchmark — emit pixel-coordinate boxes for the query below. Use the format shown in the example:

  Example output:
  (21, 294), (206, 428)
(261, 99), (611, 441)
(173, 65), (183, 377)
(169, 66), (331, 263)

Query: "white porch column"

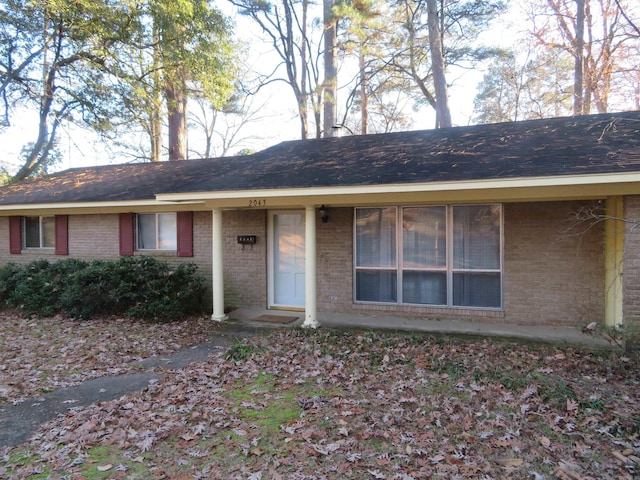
(604, 196), (623, 327)
(303, 206), (320, 328)
(211, 208), (227, 322)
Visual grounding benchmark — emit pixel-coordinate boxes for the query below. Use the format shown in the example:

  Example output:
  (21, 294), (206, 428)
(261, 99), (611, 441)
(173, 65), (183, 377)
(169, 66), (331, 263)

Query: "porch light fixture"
(319, 205), (329, 223)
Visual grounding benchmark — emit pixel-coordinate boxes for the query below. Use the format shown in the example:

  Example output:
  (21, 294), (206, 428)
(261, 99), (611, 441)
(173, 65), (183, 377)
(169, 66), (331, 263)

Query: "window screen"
(355, 205), (502, 308)
(137, 213), (177, 250)
(23, 216), (54, 248)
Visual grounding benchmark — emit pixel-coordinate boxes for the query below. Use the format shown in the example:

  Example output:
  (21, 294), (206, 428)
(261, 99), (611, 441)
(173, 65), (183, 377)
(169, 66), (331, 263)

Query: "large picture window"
(136, 213), (177, 251)
(23, 216), (55, 249)
(355, 205), (502, 308)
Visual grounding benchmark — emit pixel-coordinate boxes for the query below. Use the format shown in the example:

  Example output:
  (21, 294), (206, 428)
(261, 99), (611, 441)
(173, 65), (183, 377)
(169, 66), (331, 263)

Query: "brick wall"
(623, 195), (640, 332)
(0, 213), (216, 310)
(69, 214), (120, 258)
(221, 210), (267, 310)
(0, 214), (121, 265)
(0, 200), (607, 327)
(314, 202), (604, 327)
(316, 207), (353, 312)
(503, 201), (604, 326)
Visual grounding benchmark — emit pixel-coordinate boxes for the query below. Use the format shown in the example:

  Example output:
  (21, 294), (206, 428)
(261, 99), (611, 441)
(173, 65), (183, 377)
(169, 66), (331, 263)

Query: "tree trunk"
(14, 67), (55, 181)
(150, 24), (162, 162)
(150, 90), (162, 162)
(427, 0), (451, 128)
(149, 71), (162, 161)
(281, 0), (309, 139)
(14, 13), (54, 181)
(359, 49), (368, 135)
(573, 0), (585, 115)
(166, 74), (187, 161)
(300, 0), (309, 139)
(323, 0), (337, 137)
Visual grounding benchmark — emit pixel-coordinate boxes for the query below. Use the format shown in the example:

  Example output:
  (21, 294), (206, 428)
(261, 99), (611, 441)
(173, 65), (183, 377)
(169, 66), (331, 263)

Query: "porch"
(226, 308), (613, 348)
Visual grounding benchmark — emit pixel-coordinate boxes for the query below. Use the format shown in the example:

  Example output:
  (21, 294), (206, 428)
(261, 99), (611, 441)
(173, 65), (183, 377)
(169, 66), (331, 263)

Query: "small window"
(136, 213), (177, 250)
(23, 216), (55, 248)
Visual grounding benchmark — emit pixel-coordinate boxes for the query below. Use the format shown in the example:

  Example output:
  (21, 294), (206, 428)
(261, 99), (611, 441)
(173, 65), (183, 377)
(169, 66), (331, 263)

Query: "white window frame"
(402, 205), (448, 306)
(353, 204), (503, 309)
(135, 213), (177, 251)
(23, 215), (55, 249)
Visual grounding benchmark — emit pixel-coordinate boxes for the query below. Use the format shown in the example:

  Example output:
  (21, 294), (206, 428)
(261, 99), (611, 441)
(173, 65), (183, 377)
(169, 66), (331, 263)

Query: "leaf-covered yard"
(0, 313), (214, 404)
(1, 314), (639, 479)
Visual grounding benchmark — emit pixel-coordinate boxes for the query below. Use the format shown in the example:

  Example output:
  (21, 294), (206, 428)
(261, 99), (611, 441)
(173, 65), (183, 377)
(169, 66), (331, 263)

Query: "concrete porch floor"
(227, 308), (614, 349)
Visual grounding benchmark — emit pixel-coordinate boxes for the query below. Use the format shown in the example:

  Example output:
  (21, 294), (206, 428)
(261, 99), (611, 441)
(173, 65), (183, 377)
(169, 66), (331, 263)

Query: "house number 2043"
(248, 199), (266, 207)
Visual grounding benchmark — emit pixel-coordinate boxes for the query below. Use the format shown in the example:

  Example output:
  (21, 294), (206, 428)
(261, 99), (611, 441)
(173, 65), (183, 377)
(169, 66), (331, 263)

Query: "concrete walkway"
(0, 312), (612, 449)
(230, 308), (613, 348)
(0, 321), (270, 448)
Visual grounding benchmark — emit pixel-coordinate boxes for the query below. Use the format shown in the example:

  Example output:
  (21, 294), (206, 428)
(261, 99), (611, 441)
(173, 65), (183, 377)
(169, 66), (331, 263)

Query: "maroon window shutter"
(176, 211), (193, 257)
(54, 215), (69, 255)
(9, 216), (22, 254)
(119, 213), (134, 256)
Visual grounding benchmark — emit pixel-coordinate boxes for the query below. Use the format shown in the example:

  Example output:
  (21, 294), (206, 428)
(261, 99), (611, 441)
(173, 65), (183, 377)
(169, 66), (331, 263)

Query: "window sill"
(353, 302), (505, 319)
(134, 250), (176, 257)
(21, 248), (56, 254)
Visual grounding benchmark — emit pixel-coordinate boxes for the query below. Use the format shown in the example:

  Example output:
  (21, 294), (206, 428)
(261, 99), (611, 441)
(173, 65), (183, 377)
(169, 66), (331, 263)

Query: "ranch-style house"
(0, 111), (639, 337)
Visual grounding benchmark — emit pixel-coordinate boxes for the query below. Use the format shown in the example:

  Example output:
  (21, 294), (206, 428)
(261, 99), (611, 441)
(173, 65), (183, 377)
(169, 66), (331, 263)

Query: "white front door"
(269, 211), (305, 308)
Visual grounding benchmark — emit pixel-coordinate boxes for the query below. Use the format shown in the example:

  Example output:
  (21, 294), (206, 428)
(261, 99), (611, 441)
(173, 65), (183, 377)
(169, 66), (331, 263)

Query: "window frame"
(353, 204), (503, 309)
(354, 207), (399, 303)
(135, 212), (177, 251)
(402, 205), (448, 306)
(22, 215), (55, 249)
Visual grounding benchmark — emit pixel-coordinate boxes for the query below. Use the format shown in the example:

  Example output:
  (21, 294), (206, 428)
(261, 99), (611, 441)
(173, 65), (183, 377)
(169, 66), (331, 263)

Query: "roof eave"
(0, 199), (205, 216)
(155, 172), (640, 208)
(0, 171), (638, 214)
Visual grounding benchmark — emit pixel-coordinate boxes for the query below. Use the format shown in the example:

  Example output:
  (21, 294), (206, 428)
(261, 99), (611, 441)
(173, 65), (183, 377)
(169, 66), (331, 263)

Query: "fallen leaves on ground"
(0, 311), (214, 403)
(1, 319), (639, 479)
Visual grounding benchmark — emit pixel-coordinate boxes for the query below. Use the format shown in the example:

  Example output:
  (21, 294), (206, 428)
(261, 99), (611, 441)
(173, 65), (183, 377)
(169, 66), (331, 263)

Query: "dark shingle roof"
(0, 111), (639, 205)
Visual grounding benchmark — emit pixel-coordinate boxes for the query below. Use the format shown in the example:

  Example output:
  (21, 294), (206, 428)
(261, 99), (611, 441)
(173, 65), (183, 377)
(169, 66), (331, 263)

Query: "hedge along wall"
(0, 213), (215, 311)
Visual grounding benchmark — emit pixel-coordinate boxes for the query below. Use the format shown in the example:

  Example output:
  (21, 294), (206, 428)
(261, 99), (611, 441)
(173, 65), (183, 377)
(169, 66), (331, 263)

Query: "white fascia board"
(0, 199), (204, 214)
(155, 171), (640, 203)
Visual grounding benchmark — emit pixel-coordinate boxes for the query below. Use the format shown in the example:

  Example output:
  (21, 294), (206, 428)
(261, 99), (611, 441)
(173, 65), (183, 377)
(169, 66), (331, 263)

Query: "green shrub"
(115, 257), (206, 322)
(7, 259), (88, 316)
(0, 262), (22, 305)
(59, 260), (118, 319)
(0, 256), (205, 322)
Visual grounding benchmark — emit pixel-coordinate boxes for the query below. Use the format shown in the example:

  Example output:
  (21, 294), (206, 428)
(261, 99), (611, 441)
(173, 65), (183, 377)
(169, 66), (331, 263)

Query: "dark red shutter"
(9, 216), (21, 254)
(54, 215), (69, 255)
(176, 211), (193, 257)
(119, 213), (134, 256)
